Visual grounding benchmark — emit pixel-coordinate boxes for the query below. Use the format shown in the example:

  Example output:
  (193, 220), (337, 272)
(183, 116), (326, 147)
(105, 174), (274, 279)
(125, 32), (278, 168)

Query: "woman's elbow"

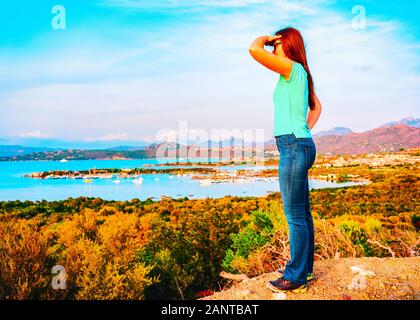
(248, 46), (257, 57)
(317, 103), (322, 113)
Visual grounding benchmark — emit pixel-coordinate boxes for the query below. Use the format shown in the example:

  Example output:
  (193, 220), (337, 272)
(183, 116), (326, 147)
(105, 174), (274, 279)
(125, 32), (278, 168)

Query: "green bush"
(221, 210), (274, 273)
(338, 220), (373, 256)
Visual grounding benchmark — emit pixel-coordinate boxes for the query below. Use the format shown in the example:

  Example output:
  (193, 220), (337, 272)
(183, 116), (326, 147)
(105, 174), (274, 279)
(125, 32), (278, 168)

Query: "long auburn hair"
(274, 27), (315, 110)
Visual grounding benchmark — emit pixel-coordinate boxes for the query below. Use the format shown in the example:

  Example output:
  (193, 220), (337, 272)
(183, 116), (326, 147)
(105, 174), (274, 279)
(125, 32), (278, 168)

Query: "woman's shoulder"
(292, 61), (305, 72)
(286, 61), (306, 82)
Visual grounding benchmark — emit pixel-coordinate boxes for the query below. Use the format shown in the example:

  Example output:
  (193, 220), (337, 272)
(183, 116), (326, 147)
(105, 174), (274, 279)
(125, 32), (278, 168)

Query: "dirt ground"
(200, 257), (420, 300)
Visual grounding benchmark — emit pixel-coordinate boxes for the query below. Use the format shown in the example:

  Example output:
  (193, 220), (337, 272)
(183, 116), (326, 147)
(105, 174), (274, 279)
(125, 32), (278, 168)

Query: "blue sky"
(0, 0), (419, 143)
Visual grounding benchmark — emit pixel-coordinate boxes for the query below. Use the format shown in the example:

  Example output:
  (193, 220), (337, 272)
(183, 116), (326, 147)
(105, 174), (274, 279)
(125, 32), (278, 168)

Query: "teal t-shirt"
(273, 61), (312, 138)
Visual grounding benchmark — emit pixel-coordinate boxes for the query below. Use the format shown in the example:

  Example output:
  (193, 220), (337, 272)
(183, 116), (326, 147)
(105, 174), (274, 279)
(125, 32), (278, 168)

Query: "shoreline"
(24, 167), (217, 180)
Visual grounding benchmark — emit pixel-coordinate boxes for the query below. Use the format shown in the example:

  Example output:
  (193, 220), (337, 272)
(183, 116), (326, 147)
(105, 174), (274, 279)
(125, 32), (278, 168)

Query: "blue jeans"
(275, 133), (317, 285)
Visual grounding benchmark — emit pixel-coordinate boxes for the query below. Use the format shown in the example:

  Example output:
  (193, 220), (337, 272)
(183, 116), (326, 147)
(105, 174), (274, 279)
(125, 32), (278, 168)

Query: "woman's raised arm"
(248, 35), (293, 78)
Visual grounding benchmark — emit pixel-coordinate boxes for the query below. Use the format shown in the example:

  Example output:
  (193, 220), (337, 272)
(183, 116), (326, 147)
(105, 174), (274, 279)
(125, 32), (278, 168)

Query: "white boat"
(154, 177), (160, 181)
(132, 177), (144, 185)
(168, 175), (174, 179)
(112, 179), (121, 184)
(60, 158), (68, 162)
(199, 179), (212, 186)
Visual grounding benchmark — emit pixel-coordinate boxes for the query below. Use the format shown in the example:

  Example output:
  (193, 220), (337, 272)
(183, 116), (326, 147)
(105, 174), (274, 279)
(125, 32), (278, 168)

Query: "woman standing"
(249, 27), (322, 293)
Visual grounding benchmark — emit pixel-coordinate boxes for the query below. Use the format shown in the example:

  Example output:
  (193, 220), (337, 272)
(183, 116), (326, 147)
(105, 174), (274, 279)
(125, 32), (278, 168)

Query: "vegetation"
(0, 149), (152, 161)
(0, 163), (418, 299)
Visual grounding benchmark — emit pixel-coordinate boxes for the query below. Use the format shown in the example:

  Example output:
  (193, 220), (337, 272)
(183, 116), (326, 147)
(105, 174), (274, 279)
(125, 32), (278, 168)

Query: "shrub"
(0, 221), (52, 299)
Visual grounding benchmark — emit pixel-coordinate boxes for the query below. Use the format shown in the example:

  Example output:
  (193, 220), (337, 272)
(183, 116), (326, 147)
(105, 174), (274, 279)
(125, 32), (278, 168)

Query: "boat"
(154, 177), (160, 181)
(199, 179), (212, 186)
(112, 179), (121, 184)
(60, 158), (68, 162)
(132, 177), (144, 185)
(84, 168), (92, 183)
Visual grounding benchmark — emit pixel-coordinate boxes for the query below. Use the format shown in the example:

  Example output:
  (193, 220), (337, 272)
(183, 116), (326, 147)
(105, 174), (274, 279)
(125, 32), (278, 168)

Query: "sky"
(0, 0), (419, 144)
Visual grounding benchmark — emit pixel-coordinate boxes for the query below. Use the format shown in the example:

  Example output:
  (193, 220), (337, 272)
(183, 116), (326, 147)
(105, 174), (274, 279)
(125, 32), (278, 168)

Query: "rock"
(273, 292), (287, 300)
(348, 265), (376, 290)
(237, 289), (250, 297)
(350, 265), (376, 277)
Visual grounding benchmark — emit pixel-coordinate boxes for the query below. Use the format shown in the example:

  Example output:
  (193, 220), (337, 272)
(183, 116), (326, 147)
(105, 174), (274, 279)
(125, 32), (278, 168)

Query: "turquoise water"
(0, 159), (366, 201)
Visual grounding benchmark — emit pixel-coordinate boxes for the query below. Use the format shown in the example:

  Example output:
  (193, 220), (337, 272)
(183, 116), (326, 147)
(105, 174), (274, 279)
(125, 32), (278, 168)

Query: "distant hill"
(105, 145), (146, 151)
(196, 139), (267, 148)
(380, 117), (420, 128)
(314, 124), (420, 155)
(2, 117), (419, 159)
(313, 127), (353, 138)
(264, 117), (420, 155)
(0, 145), (58, 158)
(0, 148), (153, 161)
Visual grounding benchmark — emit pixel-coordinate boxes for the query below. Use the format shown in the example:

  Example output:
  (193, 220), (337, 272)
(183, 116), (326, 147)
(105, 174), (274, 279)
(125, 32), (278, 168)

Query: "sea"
(0, 158), (366, 201)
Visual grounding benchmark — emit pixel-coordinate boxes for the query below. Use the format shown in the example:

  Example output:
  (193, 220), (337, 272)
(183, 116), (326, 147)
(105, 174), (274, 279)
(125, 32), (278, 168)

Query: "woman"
(249, 27), (322, 293)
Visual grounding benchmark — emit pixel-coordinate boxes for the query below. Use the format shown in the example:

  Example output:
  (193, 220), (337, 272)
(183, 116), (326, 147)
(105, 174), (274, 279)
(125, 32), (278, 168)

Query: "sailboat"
(84, 168), (92, 183)
(60, 158), (68, 163)
(132, 173), (144, 185)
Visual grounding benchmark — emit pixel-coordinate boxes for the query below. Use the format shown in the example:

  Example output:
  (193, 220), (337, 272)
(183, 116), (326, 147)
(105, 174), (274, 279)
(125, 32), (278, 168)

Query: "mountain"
(2, 117), (419, 159)
(380, 117), (420, 128)
(313, 127), (353, 138)
(193, 138), (267, 148)
(105, 145), (146, 151)
(0, 145), (58, 158)
(313, 124), (420, 155)
(0, 148), (153, 161)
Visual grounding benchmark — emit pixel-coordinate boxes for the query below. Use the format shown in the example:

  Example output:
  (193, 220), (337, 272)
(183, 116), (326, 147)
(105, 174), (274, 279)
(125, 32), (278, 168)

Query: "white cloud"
(98, 0), (270, 10)
(85, 133), (132, 141)
(17, 130), (51, 138)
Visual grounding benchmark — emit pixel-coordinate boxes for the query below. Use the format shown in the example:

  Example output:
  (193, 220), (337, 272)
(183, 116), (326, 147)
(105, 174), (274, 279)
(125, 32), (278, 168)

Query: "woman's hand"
(265, 35), (282, 46)
(249, 34), (292, 76)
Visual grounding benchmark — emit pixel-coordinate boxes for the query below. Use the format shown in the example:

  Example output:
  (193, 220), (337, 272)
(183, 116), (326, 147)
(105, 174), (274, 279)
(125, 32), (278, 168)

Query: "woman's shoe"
(267, 277), (308, 294)
(275, 268), (314, 281)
